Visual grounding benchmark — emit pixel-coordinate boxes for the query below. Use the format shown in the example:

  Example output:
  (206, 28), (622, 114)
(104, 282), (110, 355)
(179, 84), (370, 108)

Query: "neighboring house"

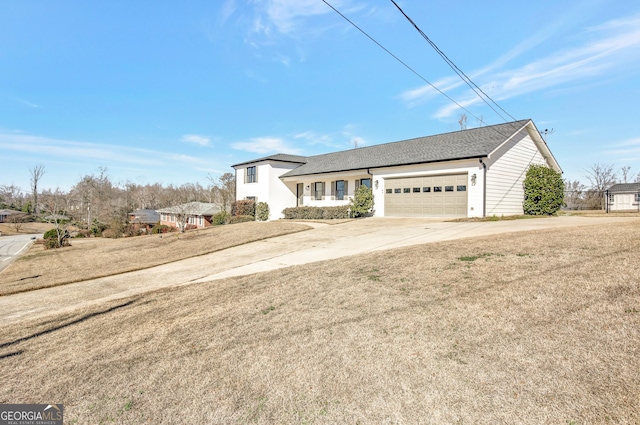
(233, 119), (562, 220)
(128, 209), (160, 231)
(157, 202), (221, 230)
(0, 209), (22, 223)
(606, 183), (640, 212)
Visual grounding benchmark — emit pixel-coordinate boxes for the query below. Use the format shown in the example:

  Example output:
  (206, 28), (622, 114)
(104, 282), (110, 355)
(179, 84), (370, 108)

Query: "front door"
(297, 183), (304, 206)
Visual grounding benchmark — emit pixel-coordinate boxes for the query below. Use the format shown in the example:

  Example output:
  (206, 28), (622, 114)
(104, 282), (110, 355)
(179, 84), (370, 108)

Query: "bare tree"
(458, 113), (468, 130)
(585, 164), (618, 210)
(564, 180), (586, 210)
(637, 171), (640, 183)
(7, 212), (28, 233)
(41, 189), (71, 248)
(0, 184), (27, 210)
(218, 173), (236, 212)
(30, 165), (46, 216)
(620, 166), (632, 183)
(585, 164), (617, 191)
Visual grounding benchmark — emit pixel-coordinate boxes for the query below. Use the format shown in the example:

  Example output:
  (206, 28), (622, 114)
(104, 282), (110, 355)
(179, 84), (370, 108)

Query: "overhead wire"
(321, 0), (524, 141)
(389, 0), (518, 123)
(320, 0), (487, 127)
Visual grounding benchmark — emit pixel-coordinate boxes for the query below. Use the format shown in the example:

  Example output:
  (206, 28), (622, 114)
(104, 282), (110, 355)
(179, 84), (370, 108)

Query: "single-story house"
(232, 119), (561, 220)
(0, 209), (22, 223)
(606, 183), (640, 212)
(128, 209), (160, 232)
(157, 202), (221, 230)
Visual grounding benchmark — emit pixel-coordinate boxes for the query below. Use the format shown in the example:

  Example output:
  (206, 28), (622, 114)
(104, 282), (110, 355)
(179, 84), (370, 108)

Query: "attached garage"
(384, 174), (468, 217)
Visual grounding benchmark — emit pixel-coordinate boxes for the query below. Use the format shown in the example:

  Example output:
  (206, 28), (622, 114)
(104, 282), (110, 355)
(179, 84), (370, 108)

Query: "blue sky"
(2, 0), (639, 193)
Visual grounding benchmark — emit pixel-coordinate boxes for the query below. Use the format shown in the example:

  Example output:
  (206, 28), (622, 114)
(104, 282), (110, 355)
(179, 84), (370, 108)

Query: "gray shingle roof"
(157, 202), (221, 216)
(129, 209), (160, 224)
(280, 120), (531, 178)
(608, 183), (640, 193)
(232, 153), (308, 168)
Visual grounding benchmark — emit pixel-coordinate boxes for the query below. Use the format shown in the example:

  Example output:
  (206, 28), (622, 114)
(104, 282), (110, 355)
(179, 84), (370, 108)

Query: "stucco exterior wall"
(235, 160), (300, 220)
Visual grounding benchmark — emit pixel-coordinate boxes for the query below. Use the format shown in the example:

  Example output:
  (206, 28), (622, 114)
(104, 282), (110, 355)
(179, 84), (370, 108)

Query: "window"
(445, 186), (454, 192)
(314, 182), (324, 200)
(403, 188), (410, 193)
(608, 194), (614, 203)
(246, 166), (257, 183)
(434, 186), (442, 192)
(457, 185), (467, 192)
(336, 180), (345, 200)
(636, 193), (640, 202)
(386, 189), (392, 194)
(394, 188), (401, 193)
(361, 178), (372, 188)
(413, 187), (421, 193)
(246, 196), (256, 201)
(423, 187), (431, 193)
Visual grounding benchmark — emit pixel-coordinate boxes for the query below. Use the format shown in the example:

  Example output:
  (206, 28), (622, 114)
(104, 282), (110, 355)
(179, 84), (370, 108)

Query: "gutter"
(479, 158), (487, 217)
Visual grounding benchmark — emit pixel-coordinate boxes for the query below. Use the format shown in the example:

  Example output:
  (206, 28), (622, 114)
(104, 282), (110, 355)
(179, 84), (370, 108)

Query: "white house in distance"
(233, 119), (562, 220)
(606, 182), (640, 212)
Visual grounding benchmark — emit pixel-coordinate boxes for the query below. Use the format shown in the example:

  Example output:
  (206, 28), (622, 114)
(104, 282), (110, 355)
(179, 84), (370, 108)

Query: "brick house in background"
(157, 202), (221, 230)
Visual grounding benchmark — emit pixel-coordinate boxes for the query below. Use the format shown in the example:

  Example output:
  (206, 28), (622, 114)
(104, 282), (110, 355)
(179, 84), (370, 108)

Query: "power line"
(320, 0), (488, 127)
(389, 0), (517, 123)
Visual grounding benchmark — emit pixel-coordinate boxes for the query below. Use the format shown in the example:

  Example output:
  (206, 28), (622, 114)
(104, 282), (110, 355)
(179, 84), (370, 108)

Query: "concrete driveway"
(1, 215), (638, 325)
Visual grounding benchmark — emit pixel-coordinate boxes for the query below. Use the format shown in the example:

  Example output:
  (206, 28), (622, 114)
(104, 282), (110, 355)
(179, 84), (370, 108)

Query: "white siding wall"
(485, 129), (546, 216)
(372, 159), (484, 218)
(235, 161), (300, 220)
(611, 193), (638, 211)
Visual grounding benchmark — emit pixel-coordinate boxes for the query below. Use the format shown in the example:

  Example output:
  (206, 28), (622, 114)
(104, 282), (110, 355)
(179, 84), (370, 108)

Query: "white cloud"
(15, 97), (41, 109)
(401, 13), (640, 119)
(180, 134), (210, 146)
(259, 0), (337, 35)
(231, 136), (302, 154)
(0, 133), (217, 170)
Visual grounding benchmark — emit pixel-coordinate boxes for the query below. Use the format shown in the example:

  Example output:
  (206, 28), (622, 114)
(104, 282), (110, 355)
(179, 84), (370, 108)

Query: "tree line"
(0, 166), (236, 233)
(564, 164), (640, 210)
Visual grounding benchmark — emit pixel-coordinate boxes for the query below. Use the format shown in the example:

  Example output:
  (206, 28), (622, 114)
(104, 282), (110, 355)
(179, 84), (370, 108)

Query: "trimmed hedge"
(282, 205), (350, 220)
(232, 200), (255, 217)
(228, 215), (255, 224)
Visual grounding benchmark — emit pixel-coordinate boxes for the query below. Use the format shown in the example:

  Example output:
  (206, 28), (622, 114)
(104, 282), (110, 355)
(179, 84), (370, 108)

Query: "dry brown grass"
(0, 222), (52, 236)
(1, 221), (639, 423)
(0, 221), (310, 296)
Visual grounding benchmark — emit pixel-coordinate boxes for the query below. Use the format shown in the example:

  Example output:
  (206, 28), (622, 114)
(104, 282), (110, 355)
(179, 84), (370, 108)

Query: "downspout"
(605, 189), (609, 214)
(479, 158), (487, 218)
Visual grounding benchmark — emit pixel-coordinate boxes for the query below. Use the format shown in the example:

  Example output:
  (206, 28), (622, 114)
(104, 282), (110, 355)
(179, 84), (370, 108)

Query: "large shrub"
(349, 185), (374, 218)
(232, 200), (255, 217)
(42, 228), (71, 249)
(523, 164), (564, 215)
(212, 211), (231, 226)
(256, 202), (270, 221)
(282, 206), (350, 220)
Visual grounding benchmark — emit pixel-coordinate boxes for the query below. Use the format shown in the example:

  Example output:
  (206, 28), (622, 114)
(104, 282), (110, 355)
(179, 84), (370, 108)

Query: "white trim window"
(246, 166), (257, 183)
(331, 180), (347, 200)
(313, 182), (324, 200)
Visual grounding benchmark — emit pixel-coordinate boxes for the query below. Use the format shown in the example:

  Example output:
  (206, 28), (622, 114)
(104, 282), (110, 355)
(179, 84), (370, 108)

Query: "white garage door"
(384, 174), (468, 217)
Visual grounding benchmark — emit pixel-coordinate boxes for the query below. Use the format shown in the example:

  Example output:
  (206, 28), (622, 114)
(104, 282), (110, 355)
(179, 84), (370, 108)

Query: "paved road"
(0, 234), (40, 274)
(1, 216), (639, 325)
